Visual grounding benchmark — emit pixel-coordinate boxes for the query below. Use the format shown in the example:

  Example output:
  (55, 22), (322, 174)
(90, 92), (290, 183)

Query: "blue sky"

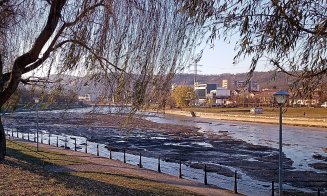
(186, 39), (272, 75)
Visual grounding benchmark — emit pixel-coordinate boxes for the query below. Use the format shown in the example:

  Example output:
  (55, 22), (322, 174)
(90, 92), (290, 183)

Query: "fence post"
(85, 140), (88, 153)
(318, 188), (320, 196)
(56, 136), (58, 147)
(28, 131), (30, 141)
(65, 138), (67, 149)
(22, 132), (24, 140)
(179, 160), (182, 179)
(204, 164), (208, 185)
(158, 156), (161, 173)
(96, 144), (99, 156)
(272, 181), (274, 196)
(41, 132), (43, 144)
(16, 130), (18, 138)
(123, 149), (126, 163)
(109, 148), (112, 159)
(139, 152), (142, 168)
(11, 129), (13, 137)
(74, 139), (77, 151)
(234, 170), (238, 194)
(48, 133), (51, 145)
(34, 133), (36, 142)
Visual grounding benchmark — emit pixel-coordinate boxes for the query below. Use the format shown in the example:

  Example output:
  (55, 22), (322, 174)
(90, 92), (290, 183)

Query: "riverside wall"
(163, 110), (327, 128)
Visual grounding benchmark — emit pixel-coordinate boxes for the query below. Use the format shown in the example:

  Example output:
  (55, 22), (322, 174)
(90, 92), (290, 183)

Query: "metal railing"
(4, 127), (326, 196)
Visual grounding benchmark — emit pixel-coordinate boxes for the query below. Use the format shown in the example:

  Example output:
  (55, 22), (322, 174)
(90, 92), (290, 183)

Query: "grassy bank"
(0, 140), (199, 196)
(181, 107), (327, 119)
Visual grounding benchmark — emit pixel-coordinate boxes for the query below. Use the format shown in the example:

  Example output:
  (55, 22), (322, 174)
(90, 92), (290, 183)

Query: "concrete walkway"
(31, 142), (237, 196)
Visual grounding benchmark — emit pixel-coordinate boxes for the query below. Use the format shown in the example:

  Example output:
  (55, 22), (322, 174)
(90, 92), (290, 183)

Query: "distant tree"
(171, 85), (195, 108)
(181, 0), (326, 92)
(0, 0), (203, 160)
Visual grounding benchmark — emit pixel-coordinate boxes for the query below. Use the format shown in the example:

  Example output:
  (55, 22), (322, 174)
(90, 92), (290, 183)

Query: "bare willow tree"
(0, 0), (203, 160)
(180, 0), (327, 93)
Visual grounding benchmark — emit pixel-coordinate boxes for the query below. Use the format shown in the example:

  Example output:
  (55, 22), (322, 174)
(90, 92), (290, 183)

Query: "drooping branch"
(0, 0), (67, 106)
(55, 39), (123, 72)
(21, 76), (57, 86)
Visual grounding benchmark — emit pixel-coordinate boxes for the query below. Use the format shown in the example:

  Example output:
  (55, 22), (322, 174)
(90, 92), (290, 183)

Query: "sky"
(186, 39), (272, 75)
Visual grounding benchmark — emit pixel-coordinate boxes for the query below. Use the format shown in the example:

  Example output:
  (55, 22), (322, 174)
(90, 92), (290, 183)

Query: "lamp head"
(273, 90), (289, 105)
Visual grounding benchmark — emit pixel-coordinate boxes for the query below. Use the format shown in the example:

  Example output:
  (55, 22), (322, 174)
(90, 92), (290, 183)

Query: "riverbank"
(163, 109), (327, 128)
(1, 139), (235, 196)
(3, 108), (327, 195)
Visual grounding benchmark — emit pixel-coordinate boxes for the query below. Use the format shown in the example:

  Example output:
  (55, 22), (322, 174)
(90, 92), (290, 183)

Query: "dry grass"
(0, 140), (200, 196)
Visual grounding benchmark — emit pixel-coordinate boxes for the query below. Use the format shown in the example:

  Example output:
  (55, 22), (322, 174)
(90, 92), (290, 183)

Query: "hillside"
(18, 71), (291, 103)
(173, 71), (290, 90)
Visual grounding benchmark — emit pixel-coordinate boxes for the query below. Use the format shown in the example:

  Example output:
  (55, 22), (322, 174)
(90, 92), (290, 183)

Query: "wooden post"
(22, 132), (24, 140)
(234, 170), (238, 194)
(34, 133), (36, 142)
(96, 144), (99, 156)
(56, 136), (58, 147)
(48, 133), (51, 145)
(318, 188), (321, 196)
(272, 181), (274, 196)
(109, 148), (112, 159)
(27, 131), (30, 141)
(204, 164), (208, 185)
(74, 139), (77, 151)
(179, 160), (182, 179)
(158, 156), (161, 173)
(123, 149), (126, 163)
(11, 129), (13, 137)
(139, 152), (142, 168)
(16, 130), (18, 138)
(64, 138), (67, 149)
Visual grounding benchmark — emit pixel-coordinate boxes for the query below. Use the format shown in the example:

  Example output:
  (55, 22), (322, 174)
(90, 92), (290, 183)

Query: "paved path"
(28, 141), (237, 196)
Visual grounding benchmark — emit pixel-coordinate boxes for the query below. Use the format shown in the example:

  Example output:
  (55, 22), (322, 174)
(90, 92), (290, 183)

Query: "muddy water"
(3, 107), (327, 195)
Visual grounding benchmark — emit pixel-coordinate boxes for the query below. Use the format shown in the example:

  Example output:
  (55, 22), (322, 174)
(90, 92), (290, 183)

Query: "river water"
(3, 107), (327, 195)
(147, 113), (327, 172)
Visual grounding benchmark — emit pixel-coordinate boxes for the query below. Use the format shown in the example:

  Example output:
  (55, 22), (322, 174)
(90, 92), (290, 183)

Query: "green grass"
(181, 107), (327, 119)
(0, 140), (200, 196)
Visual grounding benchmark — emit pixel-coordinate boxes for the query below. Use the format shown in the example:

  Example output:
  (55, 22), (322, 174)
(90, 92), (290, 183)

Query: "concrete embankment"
(164, 110), (327, 128)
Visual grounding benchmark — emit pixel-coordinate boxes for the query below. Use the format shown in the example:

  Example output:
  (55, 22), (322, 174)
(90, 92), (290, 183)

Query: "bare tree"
(180, 0), (326, 92)
(0, 0), (203, 160)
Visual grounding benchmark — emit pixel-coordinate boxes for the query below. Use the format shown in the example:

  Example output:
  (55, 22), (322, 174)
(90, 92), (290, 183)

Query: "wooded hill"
(173, 71), (290, 90)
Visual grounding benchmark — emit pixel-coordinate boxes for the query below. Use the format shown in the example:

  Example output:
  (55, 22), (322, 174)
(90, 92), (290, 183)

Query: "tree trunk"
(0, 115), (6, 161)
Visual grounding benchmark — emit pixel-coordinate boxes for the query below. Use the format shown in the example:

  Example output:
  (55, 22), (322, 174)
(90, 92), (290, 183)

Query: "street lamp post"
(34, 98), (40, 152)
(273, 90), (289, 196)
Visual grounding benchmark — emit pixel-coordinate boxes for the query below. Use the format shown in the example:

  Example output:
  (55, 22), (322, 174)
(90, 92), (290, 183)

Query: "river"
(2, 106), (327, 195)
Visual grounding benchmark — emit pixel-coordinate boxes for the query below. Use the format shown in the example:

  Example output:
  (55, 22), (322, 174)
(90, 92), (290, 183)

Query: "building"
(194, 83), (207, 99)
(248, 80), (260, 92)
(222, 80), (228, 89)
(208, 87), (231, 106)
(234, 80), (260, 92)
(234, 80), (246, 89)
(78, 94), (91, 102)
(255, 89), (275, 107)
(194, 83), (217, 105)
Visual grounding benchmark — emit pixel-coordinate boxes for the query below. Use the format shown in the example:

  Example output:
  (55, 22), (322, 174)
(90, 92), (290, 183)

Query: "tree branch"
(53, 39), (124, 72)
(0, 0), (67, 106)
